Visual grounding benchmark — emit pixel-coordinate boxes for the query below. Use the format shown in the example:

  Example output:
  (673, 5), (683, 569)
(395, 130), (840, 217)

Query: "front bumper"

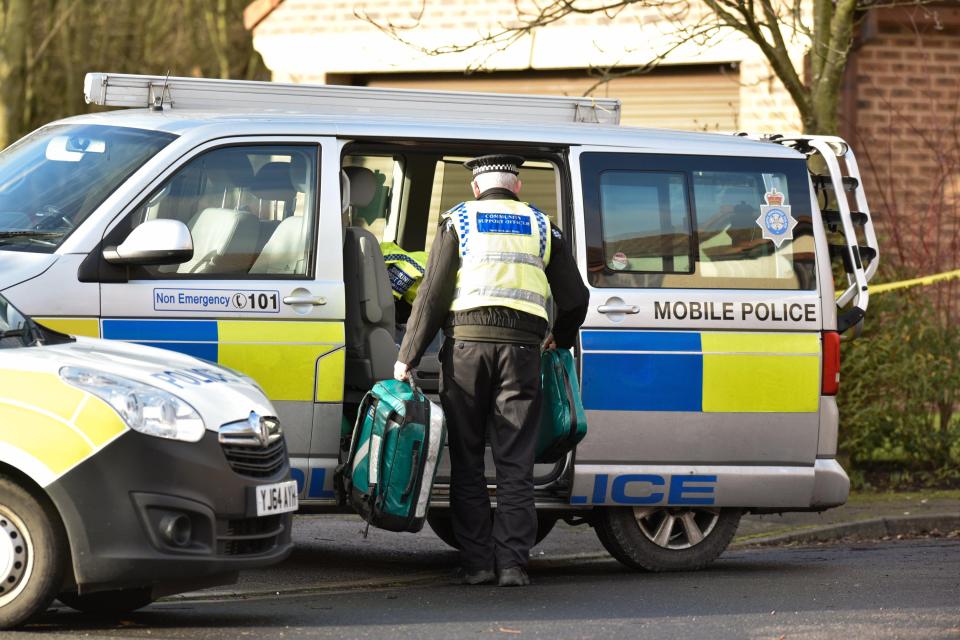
(46, 429), (294, 597)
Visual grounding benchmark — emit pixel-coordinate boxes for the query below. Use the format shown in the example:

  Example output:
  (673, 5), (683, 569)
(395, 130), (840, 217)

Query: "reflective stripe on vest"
(381, 242), (428, 304)
(444, 200), (552, 321)
(463, 252), (545, 269)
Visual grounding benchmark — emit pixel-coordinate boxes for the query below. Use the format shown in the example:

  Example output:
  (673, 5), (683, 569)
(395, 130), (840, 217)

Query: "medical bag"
(537, 348), (588, 463)
(340, 379), (446, 532)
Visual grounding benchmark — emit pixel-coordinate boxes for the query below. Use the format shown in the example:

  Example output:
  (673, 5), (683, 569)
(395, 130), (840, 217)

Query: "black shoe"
(497, 567), (531, 587)
(450, 567), (496, 585)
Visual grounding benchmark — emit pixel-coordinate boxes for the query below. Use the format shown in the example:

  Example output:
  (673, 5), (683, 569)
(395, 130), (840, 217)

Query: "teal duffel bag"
(340, 379), (446, 533)
(537, 349), (588, 463)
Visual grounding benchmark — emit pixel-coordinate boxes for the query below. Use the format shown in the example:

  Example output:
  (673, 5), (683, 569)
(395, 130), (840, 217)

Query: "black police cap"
(463, 154), (525, 176)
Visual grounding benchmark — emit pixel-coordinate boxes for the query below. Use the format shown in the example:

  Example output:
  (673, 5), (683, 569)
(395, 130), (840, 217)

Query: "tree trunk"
(0, 0), (31, 148)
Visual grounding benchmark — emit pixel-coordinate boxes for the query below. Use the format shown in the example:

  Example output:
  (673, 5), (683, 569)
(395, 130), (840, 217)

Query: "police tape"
(869, 268), (960, 295)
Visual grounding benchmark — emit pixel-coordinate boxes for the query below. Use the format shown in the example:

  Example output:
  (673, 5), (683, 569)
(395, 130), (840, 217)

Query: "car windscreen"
(0, 124), (176, 253)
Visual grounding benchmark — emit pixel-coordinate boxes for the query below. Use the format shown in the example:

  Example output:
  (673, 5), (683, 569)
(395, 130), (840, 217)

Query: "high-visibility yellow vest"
(442, 200), (552, 320)
(381, 242), (428, 304)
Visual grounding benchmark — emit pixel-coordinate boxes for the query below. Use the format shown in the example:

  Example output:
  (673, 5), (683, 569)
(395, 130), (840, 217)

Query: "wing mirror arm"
(102, 219), (194, 266)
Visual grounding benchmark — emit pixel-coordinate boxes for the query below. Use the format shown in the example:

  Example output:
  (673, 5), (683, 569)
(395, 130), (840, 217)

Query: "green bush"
(838, 287), (960, 488)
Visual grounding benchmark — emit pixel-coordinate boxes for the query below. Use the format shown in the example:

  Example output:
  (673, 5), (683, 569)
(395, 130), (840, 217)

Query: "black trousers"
(439, 338), (541, 571)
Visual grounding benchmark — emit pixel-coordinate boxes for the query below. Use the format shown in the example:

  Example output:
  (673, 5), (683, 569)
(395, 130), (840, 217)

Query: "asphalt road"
(11, 539), (960, 640)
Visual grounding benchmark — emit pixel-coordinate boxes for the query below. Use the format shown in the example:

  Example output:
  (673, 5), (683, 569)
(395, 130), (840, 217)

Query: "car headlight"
(60, 367), (205, 442)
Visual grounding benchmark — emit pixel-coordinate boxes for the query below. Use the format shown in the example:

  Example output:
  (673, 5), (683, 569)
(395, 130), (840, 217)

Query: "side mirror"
(103, 219), (193, 265)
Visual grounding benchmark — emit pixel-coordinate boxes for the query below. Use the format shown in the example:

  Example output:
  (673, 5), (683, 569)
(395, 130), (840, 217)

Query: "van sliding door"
(569, 147), (823, 502)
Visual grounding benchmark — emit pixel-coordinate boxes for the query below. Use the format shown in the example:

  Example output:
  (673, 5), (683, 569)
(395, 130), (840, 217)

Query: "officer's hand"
(394, 361), (411, 381)
(543, 334), (557, 351)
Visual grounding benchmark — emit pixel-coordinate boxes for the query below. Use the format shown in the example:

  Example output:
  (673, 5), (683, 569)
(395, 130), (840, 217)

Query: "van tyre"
(58, 587), (154, 615)
(427, 510), (557, 550)
(0, 477), (67, 629)
(595, 506), (741, 572)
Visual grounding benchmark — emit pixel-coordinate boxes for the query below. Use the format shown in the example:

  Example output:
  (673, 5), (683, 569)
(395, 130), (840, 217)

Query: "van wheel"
(58, 588), (154, 615)
(595, 506), (740, 572)
(0, 477), (67, 629)
(427, 510), (557, 550)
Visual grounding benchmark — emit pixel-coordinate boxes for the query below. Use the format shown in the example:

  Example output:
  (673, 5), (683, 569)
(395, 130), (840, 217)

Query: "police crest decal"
(756, 188), (797, 248)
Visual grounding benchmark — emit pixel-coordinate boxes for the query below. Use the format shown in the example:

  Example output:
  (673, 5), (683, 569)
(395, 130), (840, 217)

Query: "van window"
(598, 171), (692, 273)
(582, 153), (816, 290)
(342, 155), (397, 241)
(425, 157), (560, 249)
(0, 124), (175, 253)
(127, 145), (319, 279)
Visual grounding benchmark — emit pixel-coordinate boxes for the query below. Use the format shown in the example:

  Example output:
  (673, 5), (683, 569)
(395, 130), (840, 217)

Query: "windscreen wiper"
(0, 231), (63, 238)
(0, 230), (64, 247)
(0, 329), (26, 339)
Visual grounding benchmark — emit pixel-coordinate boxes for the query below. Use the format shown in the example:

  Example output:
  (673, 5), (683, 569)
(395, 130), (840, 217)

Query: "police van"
(0, 72), (879, 572)
(0, 291), (296, 627)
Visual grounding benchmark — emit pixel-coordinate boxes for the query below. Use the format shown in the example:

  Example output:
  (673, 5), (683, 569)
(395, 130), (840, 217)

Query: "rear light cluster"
(822, 331), (841, 395)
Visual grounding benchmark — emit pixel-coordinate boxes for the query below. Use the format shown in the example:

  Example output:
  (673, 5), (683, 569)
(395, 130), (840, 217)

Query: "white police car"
(0, 292), (296, 628)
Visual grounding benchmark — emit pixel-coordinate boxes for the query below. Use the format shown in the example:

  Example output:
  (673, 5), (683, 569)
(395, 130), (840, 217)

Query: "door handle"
(282, 295), (327, 306)
(598, 303), (639, 315)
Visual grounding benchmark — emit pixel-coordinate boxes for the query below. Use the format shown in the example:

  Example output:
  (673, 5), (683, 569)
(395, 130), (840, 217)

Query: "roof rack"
(83, 72), (621, 126)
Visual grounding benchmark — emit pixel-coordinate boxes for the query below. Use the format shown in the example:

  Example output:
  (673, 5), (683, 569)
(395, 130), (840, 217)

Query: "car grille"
(217, 515), (285, 556)
(218, 414), (286, 478)
(221, 438), (287, 478)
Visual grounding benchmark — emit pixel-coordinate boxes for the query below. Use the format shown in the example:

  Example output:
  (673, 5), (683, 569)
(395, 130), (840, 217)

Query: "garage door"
(365, 65), (740, 132)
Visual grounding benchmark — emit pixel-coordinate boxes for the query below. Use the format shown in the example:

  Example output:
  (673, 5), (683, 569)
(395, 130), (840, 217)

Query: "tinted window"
(127, 145), (319, 279)
(582, 153), (815, 290)
(0, 124), (175, 252)
(598, 171), (692, 273)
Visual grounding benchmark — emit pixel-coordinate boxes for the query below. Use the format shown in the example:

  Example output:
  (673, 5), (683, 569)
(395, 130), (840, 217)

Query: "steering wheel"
(31, 205), (74, 232)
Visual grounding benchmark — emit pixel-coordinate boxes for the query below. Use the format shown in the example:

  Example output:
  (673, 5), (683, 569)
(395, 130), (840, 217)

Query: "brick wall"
(848, 6), (960, 277)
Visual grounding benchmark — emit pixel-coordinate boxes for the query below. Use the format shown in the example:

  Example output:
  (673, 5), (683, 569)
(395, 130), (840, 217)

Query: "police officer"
(393, 154), (588, 587)
(380, 241), (428, 323)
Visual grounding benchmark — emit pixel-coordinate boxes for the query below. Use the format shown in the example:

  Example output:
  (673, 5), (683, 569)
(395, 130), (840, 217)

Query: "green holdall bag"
(340, 379), (446, 533)
(537, 349), (588, 463)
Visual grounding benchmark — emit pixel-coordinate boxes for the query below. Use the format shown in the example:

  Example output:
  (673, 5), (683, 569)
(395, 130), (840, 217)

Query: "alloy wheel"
(632, 507), (720, 550)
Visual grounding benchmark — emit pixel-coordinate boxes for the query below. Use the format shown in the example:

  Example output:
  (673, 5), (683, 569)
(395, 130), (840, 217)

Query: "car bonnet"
(9, 337), (276, 432)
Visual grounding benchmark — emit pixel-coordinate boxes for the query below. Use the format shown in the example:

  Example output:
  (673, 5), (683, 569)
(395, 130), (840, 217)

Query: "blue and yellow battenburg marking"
(0, 369), (127, 486)
(34, 318), (345, 403)
(580, 330), (821, 413)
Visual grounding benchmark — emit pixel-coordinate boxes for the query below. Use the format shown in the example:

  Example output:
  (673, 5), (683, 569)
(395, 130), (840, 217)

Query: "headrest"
(343, 166), (377, 208)
(251, 162), (296, 202)
(340, 171), (351, 216)
(289, 154), (310, 193)
(201, 150), (253, 187)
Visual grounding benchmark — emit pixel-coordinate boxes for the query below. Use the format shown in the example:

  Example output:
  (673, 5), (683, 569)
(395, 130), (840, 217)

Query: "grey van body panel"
(576, 410), (818, 466)
(571, 459), (848, 509)
(3, 255), (98, 316)
(817, 396), (840, 458)
(47, 109), (802, 161)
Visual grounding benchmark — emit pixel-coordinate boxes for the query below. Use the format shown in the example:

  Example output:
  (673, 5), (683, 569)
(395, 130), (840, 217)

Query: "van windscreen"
(0, 124), (176, 253)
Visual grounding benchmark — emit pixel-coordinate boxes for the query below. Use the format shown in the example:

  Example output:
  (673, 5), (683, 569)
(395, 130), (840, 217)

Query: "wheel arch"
(0, 460), (77, 590)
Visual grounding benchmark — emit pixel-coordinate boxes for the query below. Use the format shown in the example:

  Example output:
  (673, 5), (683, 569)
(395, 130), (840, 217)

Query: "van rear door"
(569, 147), (824, 506)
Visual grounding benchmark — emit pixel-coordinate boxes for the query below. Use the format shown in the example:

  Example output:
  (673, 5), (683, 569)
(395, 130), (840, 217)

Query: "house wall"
(848, 6), (960, 275)
(250, 0), (805, 133)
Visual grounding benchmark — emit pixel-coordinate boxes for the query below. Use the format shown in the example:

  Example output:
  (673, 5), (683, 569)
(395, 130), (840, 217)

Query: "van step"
(812, 175), (859, 192)
(823, 209), (869, 226)
(829, 244), (878, 271)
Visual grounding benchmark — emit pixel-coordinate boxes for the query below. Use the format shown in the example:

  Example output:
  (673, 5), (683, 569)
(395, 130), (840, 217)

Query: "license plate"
(254, 480), (299, 516)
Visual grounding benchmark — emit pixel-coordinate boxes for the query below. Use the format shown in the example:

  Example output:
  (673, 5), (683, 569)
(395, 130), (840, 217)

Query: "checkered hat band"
(472, 164), (519, 176)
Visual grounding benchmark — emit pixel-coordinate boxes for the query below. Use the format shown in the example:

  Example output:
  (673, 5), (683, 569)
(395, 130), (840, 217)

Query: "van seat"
(179, 207), (259, 274)
(250, 216), (307, 275)
(343, 226), (397, 399)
